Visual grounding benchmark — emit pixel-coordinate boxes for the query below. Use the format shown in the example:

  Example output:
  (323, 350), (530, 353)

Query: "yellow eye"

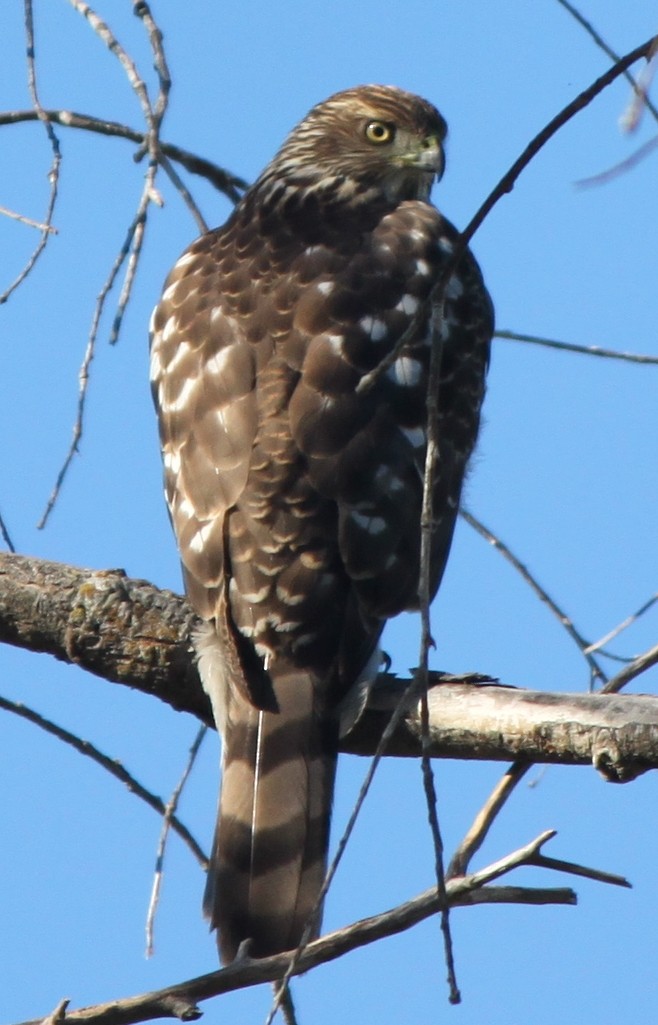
(364, 120), (395, 145)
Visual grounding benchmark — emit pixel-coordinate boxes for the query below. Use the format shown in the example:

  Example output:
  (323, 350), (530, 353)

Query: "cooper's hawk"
(150, 84), (493, 963)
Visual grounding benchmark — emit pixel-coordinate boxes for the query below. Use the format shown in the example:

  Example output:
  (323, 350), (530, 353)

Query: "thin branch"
(13, 830), (604, 1025)
(37, 201), (148, 529)
(620, 45), (658, 133)
(0, 509), (16, 553)
(602, 642), (658, 695)
(414, 292), (459, 1001)
(158, 150), (209, 234)
(41, 999), (70, 1025)
(36, 3), (175, 526)
(447, 760), (531, 878)
(0, 693), (208, 868)
(553, 3), (658, 185)
(530, 851), (630, 889)
(575, 134), (658, 188)
(554, 0), (658, 124)
(585, 593), (658, 655)
(145, 724), (208, 957)
(496, 329), (658, 365)
(460, 508), (608, 687)
(0, 108), (247, 200)
(458, 34), (658, 250)
(1, 1), (62, 304)
(68, 1), (154, 126)
(0, 204), (58, 233)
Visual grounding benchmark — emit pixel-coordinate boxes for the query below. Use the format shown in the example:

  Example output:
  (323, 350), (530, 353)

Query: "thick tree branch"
(0, 553), (656, 779)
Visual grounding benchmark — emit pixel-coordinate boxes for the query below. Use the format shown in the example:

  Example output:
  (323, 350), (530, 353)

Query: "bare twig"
(0, 509), (16, 552)
(37, 202), (147, 529)
(460, 508), (608, 687)
(412, 289), (460, 1002)
(41, 998), (70, 1025)
(14, 830), (612, 1025)
(158, 150), (209, 234)
(458, 35), (658, 251)
(531, 851), (630, 889)
(38, 2), (174, 527)
(602, 642), (658, 695)
(553, 3), (658, 184)
(447, 760), (531, 878)
(145, 724), (208, 957)
(585, 593), (658, 655)
(1, 2), (62, 304)
(554, 0), (658, 124)
(0, 693), (208, 868)
(0, 108), (247, 200)
(68, 1), (154, 124)
(0, 204), (58, 233)
(575, 134), (658, 188)
(496, 329), (658, 365)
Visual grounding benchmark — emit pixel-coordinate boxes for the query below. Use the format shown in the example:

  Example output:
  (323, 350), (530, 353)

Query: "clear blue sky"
(1, 2), (657, 1023)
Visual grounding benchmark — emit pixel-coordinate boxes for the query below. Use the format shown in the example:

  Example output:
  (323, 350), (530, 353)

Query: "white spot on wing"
(396, 294), (420, 316)
(400, 425), (426, 448)
(316, 281), (335, 295)
(446, 275), (464, 299)
(360, 316), (388, 342)
(386, 356), (422, 387)
(351, 511), (387, 535)
(415, 259), (431, 277)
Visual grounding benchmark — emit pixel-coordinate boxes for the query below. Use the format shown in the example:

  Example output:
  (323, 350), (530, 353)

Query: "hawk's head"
(258, 85), (447, 206)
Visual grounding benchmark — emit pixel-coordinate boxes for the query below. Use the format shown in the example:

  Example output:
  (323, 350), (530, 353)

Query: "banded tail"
(203, 669), (337, 962)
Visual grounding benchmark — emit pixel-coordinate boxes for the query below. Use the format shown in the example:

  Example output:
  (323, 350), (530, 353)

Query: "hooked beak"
(395, 134), (445, 180)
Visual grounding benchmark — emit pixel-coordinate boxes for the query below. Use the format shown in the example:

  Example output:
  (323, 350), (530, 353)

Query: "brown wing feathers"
(150, 85), (492, 963)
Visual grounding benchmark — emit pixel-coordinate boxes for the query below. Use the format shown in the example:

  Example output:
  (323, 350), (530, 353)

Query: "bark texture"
(1, 552), (656, 780)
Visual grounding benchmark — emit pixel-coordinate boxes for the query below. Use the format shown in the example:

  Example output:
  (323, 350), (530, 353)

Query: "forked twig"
(39, 1), (173, 527)
(1, 1), (62, 304)
(13, 830), (628, 1025)
(0, 108), (247, 201)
